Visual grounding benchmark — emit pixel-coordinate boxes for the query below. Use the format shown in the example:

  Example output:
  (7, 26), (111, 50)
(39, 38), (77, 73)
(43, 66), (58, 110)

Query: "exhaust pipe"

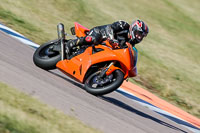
(57, 23), (65, 60)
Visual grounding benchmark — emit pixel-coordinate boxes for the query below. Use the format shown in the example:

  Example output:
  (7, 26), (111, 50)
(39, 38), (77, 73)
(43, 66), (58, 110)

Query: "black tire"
(33, 39), (61, 70)
(84, 70), (124, 96)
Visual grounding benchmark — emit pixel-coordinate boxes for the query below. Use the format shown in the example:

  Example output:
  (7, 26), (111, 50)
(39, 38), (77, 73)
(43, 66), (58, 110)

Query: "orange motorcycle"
(33, 22), (138, 95)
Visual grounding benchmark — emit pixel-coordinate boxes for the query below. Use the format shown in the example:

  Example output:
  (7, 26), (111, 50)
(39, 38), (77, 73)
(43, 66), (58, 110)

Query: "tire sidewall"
(84, 70), (124, 96)
(33, 39), (61, 70)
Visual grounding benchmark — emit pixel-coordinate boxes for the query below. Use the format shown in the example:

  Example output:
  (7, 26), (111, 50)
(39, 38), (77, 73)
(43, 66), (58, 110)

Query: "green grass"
(0, 0), (199, 119)
(0, 82), (101, 133)
(0, 8), (49, 44)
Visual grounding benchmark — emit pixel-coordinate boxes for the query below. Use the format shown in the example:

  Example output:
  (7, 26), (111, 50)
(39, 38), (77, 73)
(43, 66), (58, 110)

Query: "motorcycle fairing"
(56, 43), (137, 83)
(74, 22), (90, 37)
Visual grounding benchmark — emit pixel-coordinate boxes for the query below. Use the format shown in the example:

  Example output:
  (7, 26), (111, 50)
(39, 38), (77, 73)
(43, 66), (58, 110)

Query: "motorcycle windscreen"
(128, 46), (138, 77)
(132, 46), (138, 67)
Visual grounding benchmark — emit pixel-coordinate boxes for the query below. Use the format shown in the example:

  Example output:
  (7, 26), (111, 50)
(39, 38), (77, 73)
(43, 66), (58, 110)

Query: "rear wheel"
(33, 39), (61, 70)
(84, 70), (124, 96)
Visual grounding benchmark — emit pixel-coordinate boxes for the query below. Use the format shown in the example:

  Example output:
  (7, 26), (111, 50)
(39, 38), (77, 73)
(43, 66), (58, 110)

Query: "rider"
(65, 19), (149, 57)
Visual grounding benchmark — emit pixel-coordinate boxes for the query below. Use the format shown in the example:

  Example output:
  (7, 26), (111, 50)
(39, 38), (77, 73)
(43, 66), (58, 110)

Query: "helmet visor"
(135, 31), (145, 41)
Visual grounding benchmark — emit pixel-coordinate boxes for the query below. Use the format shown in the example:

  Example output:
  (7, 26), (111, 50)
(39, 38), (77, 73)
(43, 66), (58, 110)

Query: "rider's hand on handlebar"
(108, 39), (120, 49)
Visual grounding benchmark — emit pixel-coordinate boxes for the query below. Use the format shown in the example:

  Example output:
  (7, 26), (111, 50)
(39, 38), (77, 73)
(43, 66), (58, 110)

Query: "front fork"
(99, 62), (115, 78)
(57, 23), (65, 60)
(99, 61), (123, 78)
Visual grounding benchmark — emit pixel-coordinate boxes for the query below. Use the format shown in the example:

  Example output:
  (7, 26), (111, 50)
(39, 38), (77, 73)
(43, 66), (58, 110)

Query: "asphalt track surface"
(0, 31), (193, 133)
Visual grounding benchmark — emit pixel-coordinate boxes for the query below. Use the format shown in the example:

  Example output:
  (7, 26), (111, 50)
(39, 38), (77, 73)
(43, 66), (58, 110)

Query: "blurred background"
(0, 0), (199, 119)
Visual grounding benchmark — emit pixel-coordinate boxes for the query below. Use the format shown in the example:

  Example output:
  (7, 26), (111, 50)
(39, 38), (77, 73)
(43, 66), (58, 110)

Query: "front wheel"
(33, 39), (61, 70)
(84, 70), (124, 96)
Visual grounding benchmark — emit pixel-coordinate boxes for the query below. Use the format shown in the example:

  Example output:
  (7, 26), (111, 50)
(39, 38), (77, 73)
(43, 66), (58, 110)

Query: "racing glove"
(108, 39), (120, 49)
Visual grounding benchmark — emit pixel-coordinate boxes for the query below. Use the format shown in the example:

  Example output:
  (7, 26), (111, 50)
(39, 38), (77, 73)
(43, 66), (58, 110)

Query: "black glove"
(108, 39), (118, 44)
(108, 39), (120, 48)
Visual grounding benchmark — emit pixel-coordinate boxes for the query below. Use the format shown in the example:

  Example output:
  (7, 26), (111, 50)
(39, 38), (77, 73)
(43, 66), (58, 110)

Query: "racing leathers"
(65, 20), (140, 54)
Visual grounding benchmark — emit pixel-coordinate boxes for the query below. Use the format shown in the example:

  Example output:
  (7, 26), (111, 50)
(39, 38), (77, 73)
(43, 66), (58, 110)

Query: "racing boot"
(65, 39), (76, 59)
(65, 37), (85, 59)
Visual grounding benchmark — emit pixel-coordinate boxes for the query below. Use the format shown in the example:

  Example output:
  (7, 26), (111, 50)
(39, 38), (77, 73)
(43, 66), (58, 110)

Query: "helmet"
(129, 20), (149, 43)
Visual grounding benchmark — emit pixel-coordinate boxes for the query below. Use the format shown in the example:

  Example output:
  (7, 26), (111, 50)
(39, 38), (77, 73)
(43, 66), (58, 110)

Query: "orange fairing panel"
(90, 45), (132, 70)
(56, 45), (133, 83)
(56, 47), (93, 83)
(74, 22), (90, 38)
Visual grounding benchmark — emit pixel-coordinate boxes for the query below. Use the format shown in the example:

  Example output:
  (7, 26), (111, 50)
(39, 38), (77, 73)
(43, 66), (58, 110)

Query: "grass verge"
(0, 8), (49, 44)
(0, 82), (101, 133)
